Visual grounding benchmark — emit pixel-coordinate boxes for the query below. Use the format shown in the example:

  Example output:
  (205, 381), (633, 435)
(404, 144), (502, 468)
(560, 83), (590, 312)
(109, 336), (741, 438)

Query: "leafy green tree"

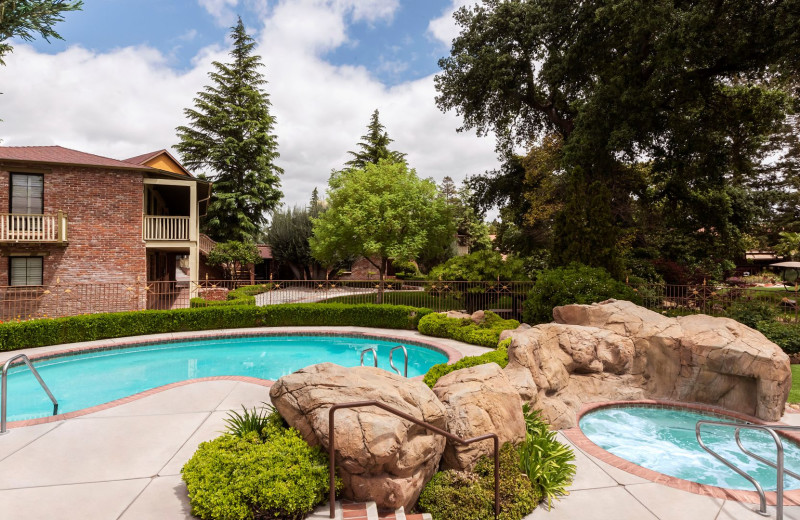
(776, 232), (800, 261)
(266, 192), (327, 280)
(437, 0), (799, 277)
(206, 240), (262, 279)
(176, 17), (282, 242)
(345, 109), (406, 169)
(310, 160), (454, 302)
(0, 0), (82, 64)
(428, 250), (527, 282)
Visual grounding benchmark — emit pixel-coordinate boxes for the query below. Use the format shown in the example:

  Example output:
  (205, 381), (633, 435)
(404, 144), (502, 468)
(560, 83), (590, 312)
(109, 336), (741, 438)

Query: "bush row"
(423, 340), (510, 388)
(756, 321), (800, 355)
(417, 311), (519, 348)
(0, 304), (433, 352)
(189, 284), (273, 308)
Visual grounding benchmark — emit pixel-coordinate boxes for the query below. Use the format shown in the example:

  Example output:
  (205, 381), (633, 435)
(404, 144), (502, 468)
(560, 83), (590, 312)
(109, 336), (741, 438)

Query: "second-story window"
(11, 173), (44, 215)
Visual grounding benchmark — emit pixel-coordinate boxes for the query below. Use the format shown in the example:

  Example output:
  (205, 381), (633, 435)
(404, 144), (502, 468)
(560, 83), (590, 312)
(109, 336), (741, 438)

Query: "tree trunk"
(376, 257), (387, 304)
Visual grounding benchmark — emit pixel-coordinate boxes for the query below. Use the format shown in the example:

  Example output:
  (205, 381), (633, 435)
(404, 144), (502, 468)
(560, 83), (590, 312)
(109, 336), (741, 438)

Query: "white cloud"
(0, 0), (498, 214)
(198, 0), (240, 26)
(428, 0), (475, 47)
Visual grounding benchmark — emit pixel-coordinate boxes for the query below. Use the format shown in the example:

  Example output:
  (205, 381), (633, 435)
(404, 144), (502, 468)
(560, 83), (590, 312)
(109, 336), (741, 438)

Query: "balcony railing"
(143, 215), (190, 241)
(0, 212), (68, 243)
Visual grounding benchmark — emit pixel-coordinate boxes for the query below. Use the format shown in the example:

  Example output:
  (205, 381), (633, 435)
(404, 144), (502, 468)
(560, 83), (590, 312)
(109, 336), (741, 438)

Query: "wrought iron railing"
(0, 278), (795, 325)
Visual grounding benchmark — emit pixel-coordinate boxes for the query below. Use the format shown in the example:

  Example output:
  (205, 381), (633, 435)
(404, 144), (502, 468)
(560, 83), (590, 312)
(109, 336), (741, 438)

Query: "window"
(11, 174), (44, 215)
(10, 257), (43, 286)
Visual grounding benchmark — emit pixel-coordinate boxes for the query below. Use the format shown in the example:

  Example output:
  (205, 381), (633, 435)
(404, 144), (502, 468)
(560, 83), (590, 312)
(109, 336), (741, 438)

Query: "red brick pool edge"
(563, 399), (800, 506)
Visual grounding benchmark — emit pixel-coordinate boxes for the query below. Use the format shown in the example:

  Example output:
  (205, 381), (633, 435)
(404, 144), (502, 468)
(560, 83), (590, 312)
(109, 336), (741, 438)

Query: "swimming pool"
(4, 334), (449, 422)
(579, 405), (800, 491)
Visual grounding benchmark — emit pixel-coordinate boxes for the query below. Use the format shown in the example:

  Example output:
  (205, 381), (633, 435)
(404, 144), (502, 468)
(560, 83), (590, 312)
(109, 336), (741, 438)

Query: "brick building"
(0, 146), (210, 316)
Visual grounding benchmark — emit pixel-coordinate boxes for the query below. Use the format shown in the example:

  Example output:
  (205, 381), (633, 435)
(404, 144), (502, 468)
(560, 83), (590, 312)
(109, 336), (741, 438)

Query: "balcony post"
(57, 211), (64, 243)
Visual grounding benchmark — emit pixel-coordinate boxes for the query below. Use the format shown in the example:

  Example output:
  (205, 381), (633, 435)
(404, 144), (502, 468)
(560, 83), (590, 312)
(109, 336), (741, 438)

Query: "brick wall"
(0, 165), (146, 316)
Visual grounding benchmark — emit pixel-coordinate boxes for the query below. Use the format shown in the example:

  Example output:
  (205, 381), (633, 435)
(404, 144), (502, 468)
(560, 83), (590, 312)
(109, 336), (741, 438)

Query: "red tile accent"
(564, 399), (800, 505)
(343, 511), (369, 519)
(405, 515), (426, 520)
(341, 504), (368, 511)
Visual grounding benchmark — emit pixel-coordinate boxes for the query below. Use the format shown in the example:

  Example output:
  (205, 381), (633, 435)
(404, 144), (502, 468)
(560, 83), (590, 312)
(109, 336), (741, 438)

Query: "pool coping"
(563, 399), (800, 506)
(4, 328), (465, 430)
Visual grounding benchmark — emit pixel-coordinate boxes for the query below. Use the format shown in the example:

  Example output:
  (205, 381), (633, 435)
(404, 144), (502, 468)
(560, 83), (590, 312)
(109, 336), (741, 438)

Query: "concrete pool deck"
(0, 327), (798, 519)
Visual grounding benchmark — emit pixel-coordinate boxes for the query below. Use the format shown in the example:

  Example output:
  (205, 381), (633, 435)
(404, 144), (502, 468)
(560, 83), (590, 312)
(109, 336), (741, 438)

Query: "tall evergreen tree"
(176, 17), (283, 242)
(0, 0), (82, 64)
(345, 109), (406, 169)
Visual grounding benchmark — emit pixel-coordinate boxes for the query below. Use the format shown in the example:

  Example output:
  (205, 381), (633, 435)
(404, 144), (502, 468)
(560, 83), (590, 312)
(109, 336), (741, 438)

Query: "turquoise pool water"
(5, 335), (448, 422)
(579, 406), (800, 491)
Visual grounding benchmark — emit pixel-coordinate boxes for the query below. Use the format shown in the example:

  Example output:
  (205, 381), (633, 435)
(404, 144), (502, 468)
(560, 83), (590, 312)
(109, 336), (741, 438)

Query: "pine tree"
(345, 109), (406, 169)
(0, 0), (82, 64)
(175, 17), (283, 242)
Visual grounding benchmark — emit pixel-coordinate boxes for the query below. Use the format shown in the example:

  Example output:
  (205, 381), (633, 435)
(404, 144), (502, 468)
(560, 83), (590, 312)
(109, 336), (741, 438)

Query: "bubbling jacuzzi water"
(579, 405), (800, 490)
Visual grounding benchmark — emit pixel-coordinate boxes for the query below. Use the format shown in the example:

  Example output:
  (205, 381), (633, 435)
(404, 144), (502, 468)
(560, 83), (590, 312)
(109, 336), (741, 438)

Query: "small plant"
(518, 404), (576, 508)
(417, 442), (539, 520)
(223, 404), (275, 439)
(725, 299), (778, 329)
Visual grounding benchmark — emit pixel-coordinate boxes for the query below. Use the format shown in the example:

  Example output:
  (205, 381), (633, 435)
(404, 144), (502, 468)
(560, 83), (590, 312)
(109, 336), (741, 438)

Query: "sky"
(0, 0), (496, 213)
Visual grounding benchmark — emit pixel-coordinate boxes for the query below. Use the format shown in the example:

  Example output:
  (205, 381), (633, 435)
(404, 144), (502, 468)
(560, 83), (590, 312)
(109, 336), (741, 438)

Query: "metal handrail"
(389, 345), (408, 377)
(328, 400), (499, 519)
(1, 354), (59, 434)
(359, 347), (378, 368)
(696, 420), (800, 519)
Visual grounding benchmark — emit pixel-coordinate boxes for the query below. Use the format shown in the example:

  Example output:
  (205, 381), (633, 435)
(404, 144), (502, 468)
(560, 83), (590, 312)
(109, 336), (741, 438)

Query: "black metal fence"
(0, 279), (795, 324)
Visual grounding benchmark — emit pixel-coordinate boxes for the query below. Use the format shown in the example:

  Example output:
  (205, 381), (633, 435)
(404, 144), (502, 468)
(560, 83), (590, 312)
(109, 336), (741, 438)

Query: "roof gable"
(124, 149), (194, 177)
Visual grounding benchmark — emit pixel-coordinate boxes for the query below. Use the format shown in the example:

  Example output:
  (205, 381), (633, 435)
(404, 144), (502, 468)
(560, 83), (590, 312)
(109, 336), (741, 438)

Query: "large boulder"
(432, 363), (525, 470)
(502, 323), (643, 429)
(547, 299), (791, 422)
(269, 363), (447, 510)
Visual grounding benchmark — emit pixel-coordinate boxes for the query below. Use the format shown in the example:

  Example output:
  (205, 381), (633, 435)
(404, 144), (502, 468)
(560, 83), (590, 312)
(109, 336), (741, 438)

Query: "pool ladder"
(696, 420), (800, 519)
(359, 346), (408, 377)
(1, 354), (59, 435)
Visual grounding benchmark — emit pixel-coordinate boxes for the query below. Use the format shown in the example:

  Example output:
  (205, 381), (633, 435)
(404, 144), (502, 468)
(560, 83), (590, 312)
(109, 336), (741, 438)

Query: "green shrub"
(417, 311), (519, 348)
(518, 404), (576, 508)
(523, 263), (641, 324)
(190, 284), (273, 308)
(0, 304), (434, 352)
(182, 422), (336, 520)
(424, 342), (509, 388)
(417, 442), (540, 520)
(756, 321), (800, 355)
(725, 299), (779, 329)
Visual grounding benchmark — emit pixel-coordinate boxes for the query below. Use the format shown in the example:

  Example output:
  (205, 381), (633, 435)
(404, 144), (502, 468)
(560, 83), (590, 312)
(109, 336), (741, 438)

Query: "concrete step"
(306, 501), (432, 520)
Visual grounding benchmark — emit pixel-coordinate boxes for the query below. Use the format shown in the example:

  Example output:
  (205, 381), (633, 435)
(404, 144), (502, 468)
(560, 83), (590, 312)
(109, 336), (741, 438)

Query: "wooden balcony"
(143, 215), (190, 241)
(0, 212), (68, 243)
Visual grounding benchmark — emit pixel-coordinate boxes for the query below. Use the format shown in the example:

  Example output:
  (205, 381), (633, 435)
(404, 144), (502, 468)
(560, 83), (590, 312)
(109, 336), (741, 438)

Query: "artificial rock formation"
(432, 363), (525, 470)
(502, 300), (790, 428)
(269, 363), (446, 510)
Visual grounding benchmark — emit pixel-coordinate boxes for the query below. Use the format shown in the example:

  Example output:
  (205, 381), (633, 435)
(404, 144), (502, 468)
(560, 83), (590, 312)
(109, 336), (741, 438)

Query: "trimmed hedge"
(423, 340), (510, 388)
(0, 304), (433, 352)
(190, 284), (273, 308)
(417, 311), (519, 348)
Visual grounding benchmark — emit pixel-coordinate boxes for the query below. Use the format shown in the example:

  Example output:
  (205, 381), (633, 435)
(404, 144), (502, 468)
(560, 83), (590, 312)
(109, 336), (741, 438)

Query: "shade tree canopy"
(310, 160), (454, 301)
(437, 0), (800, 278)
(0, 0), (81, 64)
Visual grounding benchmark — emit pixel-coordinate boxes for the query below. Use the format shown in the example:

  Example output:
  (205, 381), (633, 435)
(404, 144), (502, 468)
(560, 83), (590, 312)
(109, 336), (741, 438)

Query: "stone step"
(306, 501), (432, 520)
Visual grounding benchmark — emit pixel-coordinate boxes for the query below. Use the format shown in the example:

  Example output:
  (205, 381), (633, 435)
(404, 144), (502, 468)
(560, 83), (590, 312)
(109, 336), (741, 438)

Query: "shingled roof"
(0, 146), (151, 170)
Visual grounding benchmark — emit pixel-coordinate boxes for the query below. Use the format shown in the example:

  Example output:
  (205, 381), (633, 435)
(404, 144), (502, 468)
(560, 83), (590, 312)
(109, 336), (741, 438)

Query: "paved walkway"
(0, 327), (798, 519)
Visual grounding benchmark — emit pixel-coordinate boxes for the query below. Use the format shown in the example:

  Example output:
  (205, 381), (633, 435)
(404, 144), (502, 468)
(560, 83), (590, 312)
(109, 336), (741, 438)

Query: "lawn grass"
(790, 365), (800, 403)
